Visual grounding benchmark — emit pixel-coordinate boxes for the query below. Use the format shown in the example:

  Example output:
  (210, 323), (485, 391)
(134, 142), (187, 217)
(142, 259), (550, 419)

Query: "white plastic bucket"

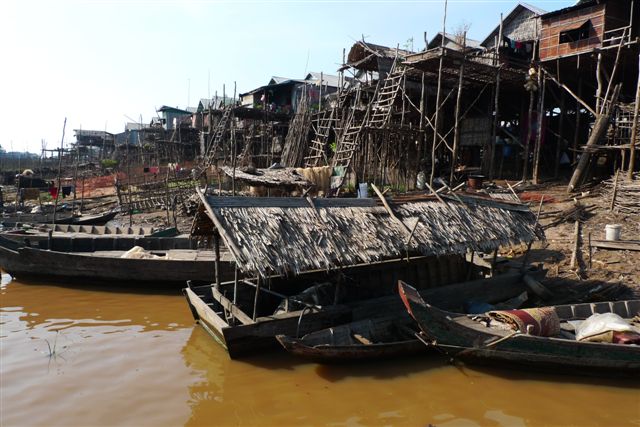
(358, 183), (369, 198)
(605, 224), (622, 241)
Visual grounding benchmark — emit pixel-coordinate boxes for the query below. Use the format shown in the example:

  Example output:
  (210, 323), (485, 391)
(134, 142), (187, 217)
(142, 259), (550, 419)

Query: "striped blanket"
(488, 307), (560, 337)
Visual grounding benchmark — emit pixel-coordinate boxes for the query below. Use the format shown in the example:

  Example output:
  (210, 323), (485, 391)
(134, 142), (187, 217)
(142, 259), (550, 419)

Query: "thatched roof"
(220, 166), (312, 188)
(194, 190), (543, 278)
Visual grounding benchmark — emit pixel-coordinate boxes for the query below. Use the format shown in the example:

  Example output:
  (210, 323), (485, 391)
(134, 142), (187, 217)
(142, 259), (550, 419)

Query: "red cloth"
(49, 187), (58, 198)
(613, 331), (640, 345)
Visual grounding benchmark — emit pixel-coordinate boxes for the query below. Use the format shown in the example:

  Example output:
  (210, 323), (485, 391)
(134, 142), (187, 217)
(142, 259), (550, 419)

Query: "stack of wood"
(280, 90), (312, 167)
(540, 202), (594, 230)
(603, 172), (640, 214)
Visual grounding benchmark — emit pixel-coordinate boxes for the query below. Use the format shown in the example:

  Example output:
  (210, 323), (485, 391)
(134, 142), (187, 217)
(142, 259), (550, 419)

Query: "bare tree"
(452, 20), (472, 46)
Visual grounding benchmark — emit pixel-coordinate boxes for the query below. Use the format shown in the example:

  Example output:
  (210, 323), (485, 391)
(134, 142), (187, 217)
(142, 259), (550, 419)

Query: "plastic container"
(358, 183), (369, 198)
(605, 224), (622, 241)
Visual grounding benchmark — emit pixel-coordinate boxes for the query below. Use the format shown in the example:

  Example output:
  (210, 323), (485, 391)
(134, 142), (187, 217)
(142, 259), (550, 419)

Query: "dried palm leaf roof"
(194, 190), (543, 278)
(220, 166), (312, 188)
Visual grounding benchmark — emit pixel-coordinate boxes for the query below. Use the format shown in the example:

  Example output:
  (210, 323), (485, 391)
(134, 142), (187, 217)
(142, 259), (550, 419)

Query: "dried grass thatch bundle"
(196, 194), (543, 278)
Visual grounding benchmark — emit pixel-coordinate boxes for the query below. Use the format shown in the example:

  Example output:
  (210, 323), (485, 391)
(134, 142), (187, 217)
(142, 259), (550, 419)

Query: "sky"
(1, 0), (575, 153)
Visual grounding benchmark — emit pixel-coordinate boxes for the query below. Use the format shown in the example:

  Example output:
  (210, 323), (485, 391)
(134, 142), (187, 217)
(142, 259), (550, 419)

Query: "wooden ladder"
(304, 91), (349, 167)
(202, 107), (232, 168)
(368, 65), (405, 129)
(330, 62), (404, 189)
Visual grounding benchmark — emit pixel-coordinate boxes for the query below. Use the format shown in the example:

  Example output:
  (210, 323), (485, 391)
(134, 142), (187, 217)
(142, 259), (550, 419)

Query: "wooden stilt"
(554, 91), (566, 178)
(595, 53), (604, 114)
(522, 88), (536, 182)
(628, 53), (640, 179)
(214, 232), (221, 291)
(488, 14), (503, 181)
(430, 0), (447, 187)
(572, 77), (583, 164)
(532, 69), (546, 185)
(568, 84), (622, 192)
(450, 33), (466, 184)
(252, 276), (261, 321)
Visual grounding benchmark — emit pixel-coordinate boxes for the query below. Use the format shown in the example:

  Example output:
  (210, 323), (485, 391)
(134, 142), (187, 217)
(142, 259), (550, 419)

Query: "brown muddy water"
(1, 275), (639, 427)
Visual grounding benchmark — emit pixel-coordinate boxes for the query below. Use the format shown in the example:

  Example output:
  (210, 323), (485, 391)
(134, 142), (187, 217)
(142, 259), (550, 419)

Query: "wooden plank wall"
(540, 4), (606, 62)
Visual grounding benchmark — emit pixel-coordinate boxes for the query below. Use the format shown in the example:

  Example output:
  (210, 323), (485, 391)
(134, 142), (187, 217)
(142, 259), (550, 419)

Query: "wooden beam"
(610, 169), (620, 212)
(543, 69), (596, 117)
(211, 286), (255, 325)
(590, 240), (640, 251)
(523, 274), (553, 301)
(371, 183), (412, 235)
(568, 84), (622, 192)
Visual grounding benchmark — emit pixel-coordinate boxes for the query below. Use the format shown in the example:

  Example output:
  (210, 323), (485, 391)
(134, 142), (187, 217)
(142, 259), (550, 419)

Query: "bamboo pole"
(602, 28), (627, 111)
(252, 276), (261, 321)
(450, 32), (466, 184)
(595, 53), (603, 114)
(522, 88), (535, 182)
(544, 71), (595, 117)
(214, 232), (221, 291)
(488, 14), (503, 181)
(572, 77), (583, 164)
(127, 143), (133, 227)
(554, 91), (566, 178)
(430, 0), (447, 187)
(532, 69), (546, 184)
(419, 72), (426, 131)
(628, 53), (640, 179)
(610, 168), (620, 211)
(570, 219), (580, 270)
(52, 118), (67, 225)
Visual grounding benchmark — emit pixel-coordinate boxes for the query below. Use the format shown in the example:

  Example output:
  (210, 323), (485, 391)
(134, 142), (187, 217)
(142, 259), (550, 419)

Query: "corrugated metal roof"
(427, 32), (482, 50)
(304, 72), (341, 88)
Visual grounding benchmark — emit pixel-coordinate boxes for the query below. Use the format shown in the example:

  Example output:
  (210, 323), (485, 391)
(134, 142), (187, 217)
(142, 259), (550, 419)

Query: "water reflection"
(1, 278), (639, 427)
(180, 326), (640, 427)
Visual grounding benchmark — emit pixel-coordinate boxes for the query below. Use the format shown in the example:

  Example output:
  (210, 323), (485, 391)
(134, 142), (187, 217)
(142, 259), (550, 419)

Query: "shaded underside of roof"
(196, 193), (543, 278)
(403, 47), (527, 90)
(541, 0), (599, 18)
(346, 41), (414, 71)
(158, 105), (192, 114)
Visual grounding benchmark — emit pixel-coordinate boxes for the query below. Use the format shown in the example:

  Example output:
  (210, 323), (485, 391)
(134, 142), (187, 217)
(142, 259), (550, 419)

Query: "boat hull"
(0, 245), (231, 286)
(398, 281), (640, 375)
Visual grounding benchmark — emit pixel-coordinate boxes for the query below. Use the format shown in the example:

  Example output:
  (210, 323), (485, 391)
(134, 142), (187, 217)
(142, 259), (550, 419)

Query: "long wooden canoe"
(0, 231), (194, 252)
(398, 280), (640, 375)
(0, 241), (234, 286)
(1, 209), (118, 227)
(274, 290), (530, 363)
(275, 316), (427, 362)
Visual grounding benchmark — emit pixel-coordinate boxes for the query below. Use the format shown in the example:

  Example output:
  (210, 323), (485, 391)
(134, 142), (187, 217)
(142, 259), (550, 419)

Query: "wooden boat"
(0, 239), (234, 286)
(275, 290), (530, 362)
(1, 209), (118, 227)
(275, 316), (426, 362)
(184, 255), (543, 359)
(398, 281), (640, 375)
(1, 226), (191, 252)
